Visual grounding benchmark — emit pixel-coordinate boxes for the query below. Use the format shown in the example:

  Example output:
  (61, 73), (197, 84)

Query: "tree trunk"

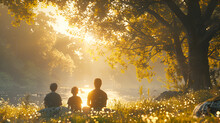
(175, 40), (189, 87)
(172, 29), (189, 87)
(188, 39), (212, 90)
(165, 0), (218, 91)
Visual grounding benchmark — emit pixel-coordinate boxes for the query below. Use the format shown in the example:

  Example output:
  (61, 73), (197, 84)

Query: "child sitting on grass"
(44, 83), (62, 108)
(67, 87), (82, 112)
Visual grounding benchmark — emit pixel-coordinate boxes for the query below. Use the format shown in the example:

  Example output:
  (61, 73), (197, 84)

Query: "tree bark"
(173, 35), (189, 87)
(188, 38), (212, 90)
(171, 24), (189, 87)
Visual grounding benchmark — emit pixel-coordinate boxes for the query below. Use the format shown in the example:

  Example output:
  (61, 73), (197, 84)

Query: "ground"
(0, 89), (220, 122)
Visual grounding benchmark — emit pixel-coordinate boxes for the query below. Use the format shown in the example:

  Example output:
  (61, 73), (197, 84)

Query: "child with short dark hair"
(67, 87), (82, 111)
(44, 83), (62, 108)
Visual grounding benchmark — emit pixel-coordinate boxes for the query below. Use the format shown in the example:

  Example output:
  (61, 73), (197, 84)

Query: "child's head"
(71, 86), (78, 95)
(50, 83), (58, 92)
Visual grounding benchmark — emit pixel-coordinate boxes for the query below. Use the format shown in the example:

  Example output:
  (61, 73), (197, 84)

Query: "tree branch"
(208, 47), (218, 57)
(145, 9), (171, 28)
(121, 0), (171, 28)
(147, 50), (161, 63)
(202, 23), (220, 44)
(187, 0), (201, 20)
(121, 0), (164, 9)
(165, 0), (188, 27)
(202, 0), (218, 23)
(209, 56), (220, 61)
(180, 37), (186, 44)
(126, 21), (155, 41)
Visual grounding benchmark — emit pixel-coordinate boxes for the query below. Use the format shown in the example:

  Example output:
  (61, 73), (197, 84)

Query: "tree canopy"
(72, 0), (220, 90)
(0, 0), (219, 90)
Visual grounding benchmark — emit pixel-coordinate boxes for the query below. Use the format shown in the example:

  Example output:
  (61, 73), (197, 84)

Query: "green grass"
(1, 89), (220, 122)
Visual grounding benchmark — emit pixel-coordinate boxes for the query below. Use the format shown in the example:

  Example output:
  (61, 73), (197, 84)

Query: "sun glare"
(79, 87), (93, 107)
(33, 3), (103, 107)
(84, 33), (97, 45)
(34, 2), (96, 45)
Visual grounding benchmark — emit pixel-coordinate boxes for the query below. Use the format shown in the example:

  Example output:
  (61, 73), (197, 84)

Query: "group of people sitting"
(44, 78), (107, 112)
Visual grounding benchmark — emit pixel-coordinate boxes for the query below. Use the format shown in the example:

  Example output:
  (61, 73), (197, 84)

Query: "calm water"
(0, 87), (165, 106)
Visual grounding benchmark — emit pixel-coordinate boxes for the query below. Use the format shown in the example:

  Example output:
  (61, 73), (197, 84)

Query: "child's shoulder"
(69, 95), (81, 98)
(76, 95), (82, 99)
(68, 96), (74, 99)
(68, 96), (81, 101)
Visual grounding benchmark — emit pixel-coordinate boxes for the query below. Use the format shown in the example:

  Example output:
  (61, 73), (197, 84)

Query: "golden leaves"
(2, 0), (38, 27)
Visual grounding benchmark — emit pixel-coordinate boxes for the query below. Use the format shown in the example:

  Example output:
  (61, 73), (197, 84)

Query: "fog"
(0, 6), (167, 104)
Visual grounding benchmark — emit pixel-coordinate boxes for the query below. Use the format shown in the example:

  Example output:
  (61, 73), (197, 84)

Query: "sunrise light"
(79, 87), (93, 107)
(34, 2), (96, 45)
(83, 33), (97, 45)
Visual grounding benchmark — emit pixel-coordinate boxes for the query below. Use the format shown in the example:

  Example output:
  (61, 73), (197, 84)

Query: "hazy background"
(0, 5), (167, 104)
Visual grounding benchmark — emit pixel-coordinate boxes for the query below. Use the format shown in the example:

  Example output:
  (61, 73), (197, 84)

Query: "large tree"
(72, 0), (220, 90)
(1, 0), (220, 90)
(164, 0), (219, 90)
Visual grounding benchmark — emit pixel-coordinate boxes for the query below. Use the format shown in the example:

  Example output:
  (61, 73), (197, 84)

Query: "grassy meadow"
(1, 89), (220, 123)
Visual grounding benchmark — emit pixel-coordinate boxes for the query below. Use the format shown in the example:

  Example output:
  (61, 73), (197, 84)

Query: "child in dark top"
(44, 83), (62, 108)
(67, 87), (82, 111)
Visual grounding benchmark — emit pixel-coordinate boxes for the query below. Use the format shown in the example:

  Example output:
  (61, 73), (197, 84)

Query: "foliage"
(1, 89), (220, 122)
(59, 0), (220, 90)
(0, 0), (219, 90)
(0, 98), (40, 122)
(0, 6), (77, 87)
(76, 0), (220, 90)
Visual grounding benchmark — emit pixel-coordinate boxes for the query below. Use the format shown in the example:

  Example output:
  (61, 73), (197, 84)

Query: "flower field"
(1, 89), (220, 122)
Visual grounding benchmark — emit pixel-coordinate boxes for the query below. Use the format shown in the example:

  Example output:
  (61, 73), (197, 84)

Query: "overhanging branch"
(165, 0), (188, 27)
(145, 9), (171, 28)
(121, 0), (171, 28)
(202, 0), (218, 23)
(126, 21), (154, 41)
(202, 23), (220, 44)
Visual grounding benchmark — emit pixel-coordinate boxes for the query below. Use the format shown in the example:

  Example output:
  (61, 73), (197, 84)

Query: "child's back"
(44, 83), (62, 108)
(68, 87), (82, 111)
(68, 95), (82, 111)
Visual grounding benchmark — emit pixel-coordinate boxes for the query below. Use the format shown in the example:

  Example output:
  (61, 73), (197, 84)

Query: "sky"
(0, 4), (167, 93)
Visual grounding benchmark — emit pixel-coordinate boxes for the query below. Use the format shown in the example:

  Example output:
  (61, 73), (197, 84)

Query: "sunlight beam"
(34, 2), (96, 46)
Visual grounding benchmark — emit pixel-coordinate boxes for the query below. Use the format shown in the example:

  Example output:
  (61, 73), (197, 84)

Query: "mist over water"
(0, 85), (166, 107)
(0, 4), (167, 107)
